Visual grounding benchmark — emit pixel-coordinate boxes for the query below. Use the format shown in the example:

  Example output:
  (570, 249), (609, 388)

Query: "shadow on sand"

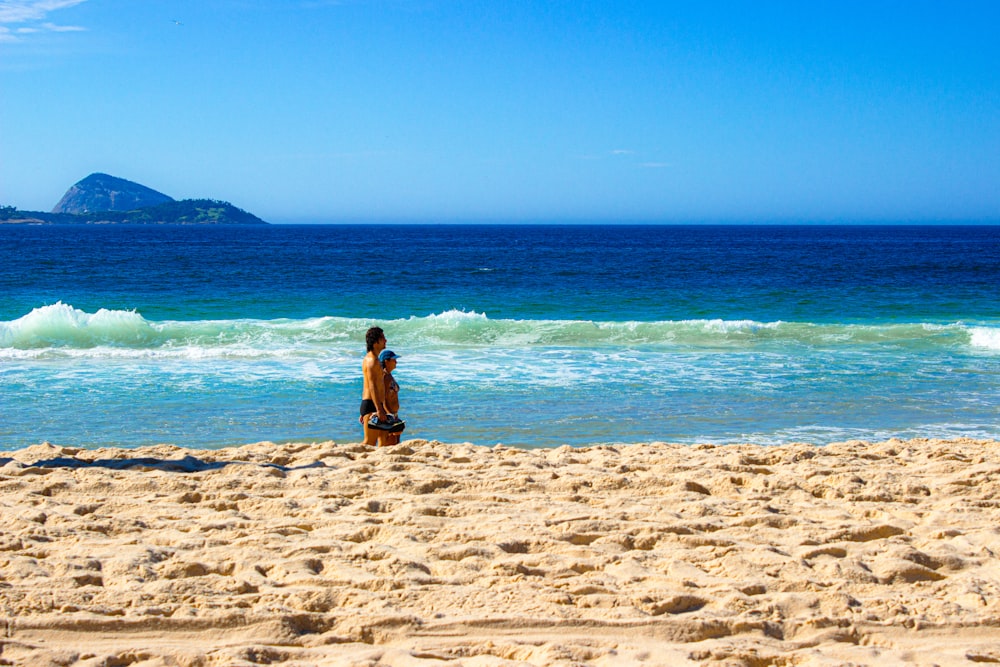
(0, 454), (327, 473)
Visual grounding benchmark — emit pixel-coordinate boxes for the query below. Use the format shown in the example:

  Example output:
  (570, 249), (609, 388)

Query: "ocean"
(1, 223), (998, 450)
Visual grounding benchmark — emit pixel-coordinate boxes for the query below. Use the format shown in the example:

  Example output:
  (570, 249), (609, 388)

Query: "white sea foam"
(2, 303), (993, 359)
(969, 327), (1000, 351)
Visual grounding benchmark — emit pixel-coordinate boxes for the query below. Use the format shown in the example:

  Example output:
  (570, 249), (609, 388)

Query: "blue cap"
(378, 349), (399, 364)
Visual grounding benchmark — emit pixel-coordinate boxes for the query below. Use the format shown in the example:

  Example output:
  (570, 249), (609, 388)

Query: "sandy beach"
(2, 438), (1000, 666)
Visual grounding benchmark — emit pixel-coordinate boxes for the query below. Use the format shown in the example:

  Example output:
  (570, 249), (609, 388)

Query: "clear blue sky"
(1, 1), (998, 223)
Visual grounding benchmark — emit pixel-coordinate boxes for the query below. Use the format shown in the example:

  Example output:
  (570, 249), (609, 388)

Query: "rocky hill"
(1, 173), (268, 225)
(52, 173), (174, 214)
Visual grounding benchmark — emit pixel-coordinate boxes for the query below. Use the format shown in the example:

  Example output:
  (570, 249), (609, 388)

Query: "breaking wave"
(1, 303), (997, 359)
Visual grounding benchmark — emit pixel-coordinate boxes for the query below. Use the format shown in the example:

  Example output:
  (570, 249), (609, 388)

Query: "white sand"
(2, 438), (1000, 666)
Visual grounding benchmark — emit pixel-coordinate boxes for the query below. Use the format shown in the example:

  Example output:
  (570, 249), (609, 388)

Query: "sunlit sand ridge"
(2, 438), (1000, 665)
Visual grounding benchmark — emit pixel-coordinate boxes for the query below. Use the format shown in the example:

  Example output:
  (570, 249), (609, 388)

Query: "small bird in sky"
(171, 19), (183, 26)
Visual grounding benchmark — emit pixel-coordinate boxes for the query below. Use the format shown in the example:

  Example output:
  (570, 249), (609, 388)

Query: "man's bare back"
(361, 327), (387, 446)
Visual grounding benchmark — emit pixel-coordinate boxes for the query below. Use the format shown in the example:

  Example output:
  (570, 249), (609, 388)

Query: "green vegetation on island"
(0, 199), (267, 225)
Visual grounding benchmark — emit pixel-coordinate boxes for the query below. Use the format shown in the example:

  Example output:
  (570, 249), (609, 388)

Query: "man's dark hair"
(366, 327), (385, 352)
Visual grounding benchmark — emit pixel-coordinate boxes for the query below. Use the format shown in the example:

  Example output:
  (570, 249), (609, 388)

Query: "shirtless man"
(360, 326), (388, 446)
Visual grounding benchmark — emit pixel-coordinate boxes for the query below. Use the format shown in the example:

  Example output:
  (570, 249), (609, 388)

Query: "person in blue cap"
(378, 348), (404, 445)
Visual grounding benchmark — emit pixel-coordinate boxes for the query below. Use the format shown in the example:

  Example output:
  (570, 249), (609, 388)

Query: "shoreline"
(3, 437), (1000, 665)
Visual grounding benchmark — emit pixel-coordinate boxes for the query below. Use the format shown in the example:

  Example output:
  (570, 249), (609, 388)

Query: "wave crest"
(0, 302), (162, 349)
(2, 304), (997, 358)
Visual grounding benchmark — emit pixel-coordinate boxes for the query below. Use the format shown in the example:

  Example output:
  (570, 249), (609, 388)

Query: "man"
(360, 326), (388, 446)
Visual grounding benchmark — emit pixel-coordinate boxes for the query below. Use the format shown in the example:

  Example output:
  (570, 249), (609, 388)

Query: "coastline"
(3, 437), (1000, 666)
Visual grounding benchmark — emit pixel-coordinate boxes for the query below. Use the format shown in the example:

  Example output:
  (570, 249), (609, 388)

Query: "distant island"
(0, 173), (268, 225)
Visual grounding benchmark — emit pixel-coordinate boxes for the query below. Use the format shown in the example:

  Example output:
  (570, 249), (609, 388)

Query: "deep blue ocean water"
(1, 224), (998, 450)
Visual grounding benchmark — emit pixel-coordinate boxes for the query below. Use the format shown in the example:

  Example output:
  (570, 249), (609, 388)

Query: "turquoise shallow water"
(1, 224), (998, 449)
